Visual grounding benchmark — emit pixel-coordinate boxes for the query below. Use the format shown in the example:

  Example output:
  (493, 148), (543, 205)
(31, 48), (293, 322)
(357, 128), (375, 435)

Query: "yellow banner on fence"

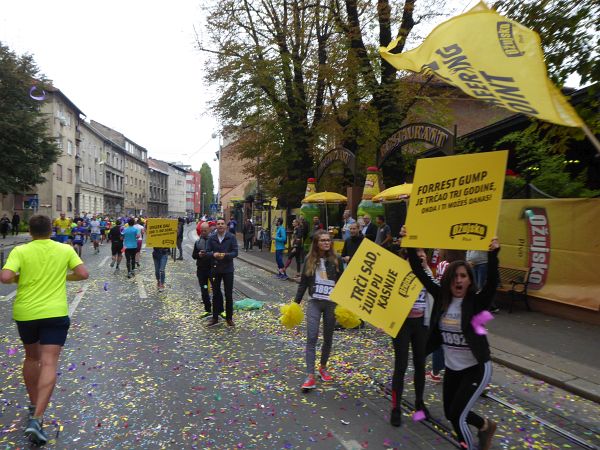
(498, 199), (600, 311)
(145, 218), (178, 248)
(330, 239), (423, 337)
(380, 2), (582, 128)
(404, 150), (508, 251)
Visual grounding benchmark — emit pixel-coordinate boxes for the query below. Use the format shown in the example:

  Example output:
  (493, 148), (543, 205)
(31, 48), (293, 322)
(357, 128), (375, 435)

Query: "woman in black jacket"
(402, 226), (499, 450)
(294, 230), (344, 391)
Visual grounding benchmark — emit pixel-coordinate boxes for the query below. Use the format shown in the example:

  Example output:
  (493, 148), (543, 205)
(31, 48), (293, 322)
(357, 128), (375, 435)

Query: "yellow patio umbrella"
(372, 183), (413, 203)
(302, 192), (347, 203)
(301, 192), (347, 229)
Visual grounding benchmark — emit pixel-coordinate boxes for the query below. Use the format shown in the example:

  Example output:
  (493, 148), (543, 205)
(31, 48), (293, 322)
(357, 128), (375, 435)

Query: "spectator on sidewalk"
(309, 216), (323, 240)
(294, 230), (344, 391)
(243, 218), (255, 251)
(361, 214), (377, 241)
(192, 222), (214, 319)
(341, 209), (356, 241)
(206, 218), (238, 327)
(256, 226), (265, 251)
(227, 217), (237, 235)
(375, 215), (392, 250)
(274, 218), (287, 279)
(0, 213), (10, 239)
(341, 222), (363, 266)
(467, 250), (500, 313)
(12, 212), (20, 236)
(176, 217), (184, 260)
(1, 214), (88, 445)
(283, 219), (304, 279)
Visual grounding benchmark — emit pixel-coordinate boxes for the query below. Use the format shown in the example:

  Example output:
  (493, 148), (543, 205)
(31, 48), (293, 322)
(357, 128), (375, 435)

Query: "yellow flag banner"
(404, 150), (508, 251)
(380, 2), (582, 128)
(146, 218), (178, 248)
(329, 239), (423, 337)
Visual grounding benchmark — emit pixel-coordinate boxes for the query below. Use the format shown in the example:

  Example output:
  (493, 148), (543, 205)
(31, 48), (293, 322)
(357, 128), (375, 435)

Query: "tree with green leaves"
(200, 0), (451, 204)
(0, 42), (59, 194)
(199, 162), (215, 214)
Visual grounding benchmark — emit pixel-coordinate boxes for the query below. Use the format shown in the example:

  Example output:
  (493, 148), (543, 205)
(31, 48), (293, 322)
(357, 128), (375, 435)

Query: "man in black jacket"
(341, 222), (364, 264)
(206, 218), (238, 327)
(361, 214), (377, 241)
(192, 222), (214, 319)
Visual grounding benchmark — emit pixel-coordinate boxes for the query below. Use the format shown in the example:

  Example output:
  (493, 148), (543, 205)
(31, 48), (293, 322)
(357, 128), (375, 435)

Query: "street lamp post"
(201, 192), (206, 217)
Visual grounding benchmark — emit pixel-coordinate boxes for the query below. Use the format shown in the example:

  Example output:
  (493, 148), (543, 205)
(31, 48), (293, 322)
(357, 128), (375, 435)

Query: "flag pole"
(581, 123), (600, 155)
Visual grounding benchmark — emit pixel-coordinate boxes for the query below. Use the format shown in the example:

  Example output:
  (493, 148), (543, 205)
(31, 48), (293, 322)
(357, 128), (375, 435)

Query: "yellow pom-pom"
(335, 306), (362, 329)
(280, 301), (304, 329)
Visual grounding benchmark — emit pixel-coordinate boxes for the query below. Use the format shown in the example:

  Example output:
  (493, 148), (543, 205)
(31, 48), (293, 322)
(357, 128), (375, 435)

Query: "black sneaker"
(478, 419), (497, 450)
(24, 418), (48, 445)
(110, 261), (115, 268)
(390, 407), (402, 427)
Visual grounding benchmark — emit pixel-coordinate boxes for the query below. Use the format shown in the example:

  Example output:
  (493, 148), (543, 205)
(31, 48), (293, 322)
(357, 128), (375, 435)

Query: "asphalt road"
(0, 226), (598, 449)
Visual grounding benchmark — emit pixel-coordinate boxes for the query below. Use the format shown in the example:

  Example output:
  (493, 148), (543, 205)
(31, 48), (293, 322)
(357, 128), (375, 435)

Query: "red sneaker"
(301, 375), (316, 390)
(318, 367), (332, 382)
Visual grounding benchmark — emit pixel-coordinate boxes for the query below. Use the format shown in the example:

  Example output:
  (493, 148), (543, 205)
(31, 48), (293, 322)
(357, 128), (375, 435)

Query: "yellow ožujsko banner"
(329, 238), (423, 337)
(404, 150), (508, 251)
(379, 2), (583, 128)
(145, 218), (178, 248)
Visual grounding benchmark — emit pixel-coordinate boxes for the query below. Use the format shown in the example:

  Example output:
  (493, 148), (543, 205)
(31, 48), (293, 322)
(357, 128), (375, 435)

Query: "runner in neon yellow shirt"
(1, 215), (88, 445)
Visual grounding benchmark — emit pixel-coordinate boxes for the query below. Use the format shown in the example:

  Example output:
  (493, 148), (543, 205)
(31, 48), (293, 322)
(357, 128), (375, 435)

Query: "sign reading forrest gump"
(145, 218), (178, 248)
(330, 238), (423, 337)
(404, 150), (508, 251)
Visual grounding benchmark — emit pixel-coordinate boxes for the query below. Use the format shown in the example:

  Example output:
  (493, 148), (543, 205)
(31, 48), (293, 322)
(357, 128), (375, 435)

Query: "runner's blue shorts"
(16, 316), (71, 346)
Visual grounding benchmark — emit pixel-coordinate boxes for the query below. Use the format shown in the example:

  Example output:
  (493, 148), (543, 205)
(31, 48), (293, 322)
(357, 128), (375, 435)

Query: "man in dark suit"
(361, 214), (377, 241)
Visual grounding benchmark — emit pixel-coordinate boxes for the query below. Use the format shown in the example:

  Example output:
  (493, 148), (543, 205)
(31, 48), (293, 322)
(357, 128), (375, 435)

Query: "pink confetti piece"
(471, 310), (494, 335)
(413, 410), (426, 421)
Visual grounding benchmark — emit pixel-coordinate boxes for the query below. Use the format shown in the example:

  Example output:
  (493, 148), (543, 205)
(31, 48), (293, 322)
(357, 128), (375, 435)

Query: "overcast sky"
(0, 0), (483, 186)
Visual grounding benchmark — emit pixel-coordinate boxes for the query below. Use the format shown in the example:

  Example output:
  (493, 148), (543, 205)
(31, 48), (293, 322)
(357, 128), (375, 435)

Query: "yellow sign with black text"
(329, 239), (423, 337)
(379, 2), (583, 128)
(146, 218), (178, 248)
(404, 150), (508, 250)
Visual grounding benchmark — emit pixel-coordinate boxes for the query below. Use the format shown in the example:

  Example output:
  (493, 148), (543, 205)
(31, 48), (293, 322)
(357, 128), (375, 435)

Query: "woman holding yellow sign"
(294, 230), (344, 391)
(401, 226), (499, 450)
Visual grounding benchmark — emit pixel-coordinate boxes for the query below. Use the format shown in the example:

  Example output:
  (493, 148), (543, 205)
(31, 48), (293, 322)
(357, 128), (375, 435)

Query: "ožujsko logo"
(397, 273), (418, 298)
(496, 22), (524, 57)
(449, 223), (487, 240)
(524, 208), (550, 289)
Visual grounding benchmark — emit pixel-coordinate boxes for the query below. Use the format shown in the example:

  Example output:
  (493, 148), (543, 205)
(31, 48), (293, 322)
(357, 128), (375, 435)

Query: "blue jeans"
(275, 249), (284, 270)
(153, 253), (168, 284)
(472, 263), (488, 291)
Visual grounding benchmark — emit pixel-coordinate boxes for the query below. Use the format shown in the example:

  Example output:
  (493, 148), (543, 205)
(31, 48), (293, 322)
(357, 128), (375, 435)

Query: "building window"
(125, 175), (128, 185)
(56, 195), (62, 211)
(67, 197), (73, 212)
(67, 140), (73, 155)
(56, 164), (63, 181)
(67, 168), (73, 184)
